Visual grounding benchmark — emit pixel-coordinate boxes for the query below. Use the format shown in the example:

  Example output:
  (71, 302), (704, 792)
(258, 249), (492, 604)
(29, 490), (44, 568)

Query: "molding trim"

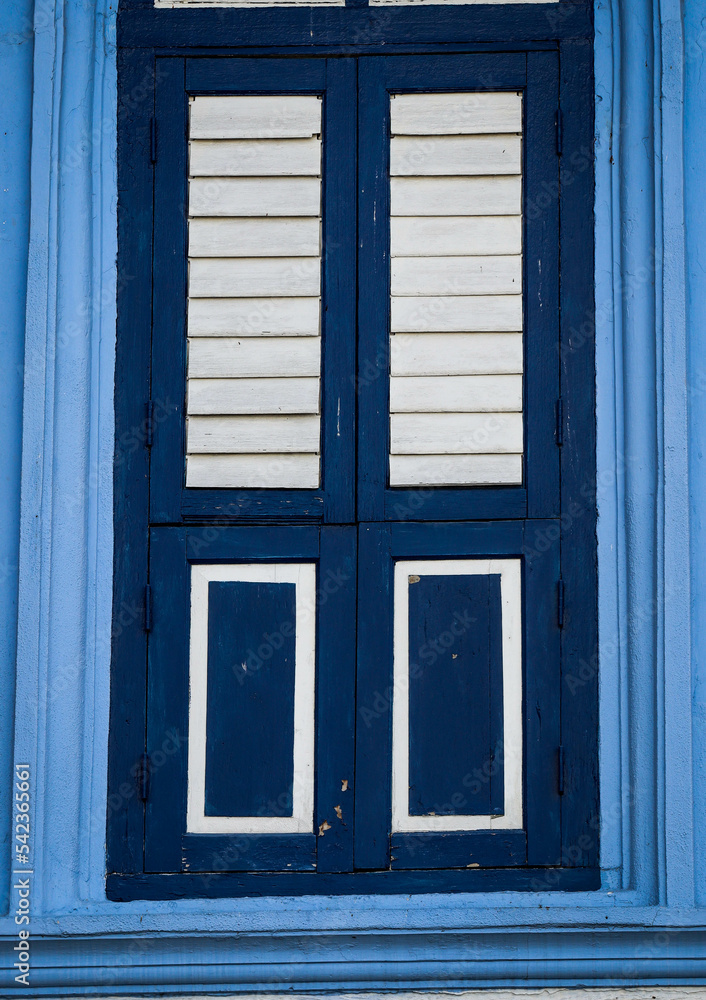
(2, 927), (706, 995)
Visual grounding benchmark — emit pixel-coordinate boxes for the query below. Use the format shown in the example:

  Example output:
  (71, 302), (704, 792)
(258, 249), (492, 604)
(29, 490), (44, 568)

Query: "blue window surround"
(107, 6), (599, 899)
(3, 0), (706, 991)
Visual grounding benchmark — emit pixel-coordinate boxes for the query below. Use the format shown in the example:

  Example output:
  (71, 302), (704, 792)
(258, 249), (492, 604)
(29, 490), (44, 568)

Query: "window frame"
(108, 17), (598, 900)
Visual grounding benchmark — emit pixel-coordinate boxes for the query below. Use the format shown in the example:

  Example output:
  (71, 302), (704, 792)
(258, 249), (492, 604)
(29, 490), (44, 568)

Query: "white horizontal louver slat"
(186, 95), (323, 489)
(388, 91), (524, 488)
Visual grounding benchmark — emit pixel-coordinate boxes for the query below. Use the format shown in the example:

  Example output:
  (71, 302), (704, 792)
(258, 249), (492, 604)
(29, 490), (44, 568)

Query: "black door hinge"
(138, 752), (151, 801)
(557, 579), (565, 628)
(150, 117), (157, 163)
(146, 400), (154, 448)
(556, 108), (563, 156)
(144, 583), (152, 632)
(556, 397), (564, 446)
(558, 745), (565, 795)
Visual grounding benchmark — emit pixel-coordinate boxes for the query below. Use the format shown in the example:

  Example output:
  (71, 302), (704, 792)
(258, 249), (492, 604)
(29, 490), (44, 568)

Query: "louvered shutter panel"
(388, 92), (524, 487)
(185, 95), (323, 489)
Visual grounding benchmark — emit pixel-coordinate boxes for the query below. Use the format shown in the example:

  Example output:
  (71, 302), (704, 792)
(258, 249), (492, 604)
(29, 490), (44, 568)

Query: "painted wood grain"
(189, 138), (322, 177)
(189, 177), (321, 217)
(190, 95), (322, 139)
(189, 257), (321, 297)
(389, 374), (522, 412)
(391, 294), (523, 332)
(188, 336), (320, 378)
(390, 332), (523, 375)
(189, 218), (321, 257)
(187, 297), (320, 336)
(390, 412), (523, 454)
(186, 454), (321, 488)
(391, 216), (521, 256)
(391, 255), (521, 296)
(389, 454), (523, 486)
(390, 176), (521, 217)
(187, 415), (320, 453)
(391, 91), (522, 136)
(187, 377), (320, 415)
(390, 135), (521, 176)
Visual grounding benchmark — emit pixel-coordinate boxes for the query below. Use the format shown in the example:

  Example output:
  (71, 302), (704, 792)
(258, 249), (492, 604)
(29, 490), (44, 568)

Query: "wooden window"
(110, 42), (597, 899)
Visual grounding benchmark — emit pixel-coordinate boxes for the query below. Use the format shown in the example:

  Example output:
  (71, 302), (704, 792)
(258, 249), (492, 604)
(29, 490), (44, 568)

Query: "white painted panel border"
(392, 558), (523, 833)
(187, 562), (316, 835)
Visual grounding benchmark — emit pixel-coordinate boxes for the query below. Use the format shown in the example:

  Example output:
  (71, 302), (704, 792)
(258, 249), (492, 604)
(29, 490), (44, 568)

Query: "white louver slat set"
(388, 91), (524, 488)
(185, 95), (323, 489)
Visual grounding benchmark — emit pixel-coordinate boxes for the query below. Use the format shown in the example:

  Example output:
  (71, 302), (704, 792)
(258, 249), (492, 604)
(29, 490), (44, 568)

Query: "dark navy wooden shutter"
(110, 36), (598, 899)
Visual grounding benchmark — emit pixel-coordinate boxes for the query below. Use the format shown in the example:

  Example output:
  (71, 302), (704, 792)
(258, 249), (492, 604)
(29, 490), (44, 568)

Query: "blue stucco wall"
(2, 0), (706, 993)
(0, 0), (34, 915)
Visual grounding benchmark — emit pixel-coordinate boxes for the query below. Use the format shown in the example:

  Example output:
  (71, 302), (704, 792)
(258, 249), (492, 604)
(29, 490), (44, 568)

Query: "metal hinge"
(556, 108), (563, 156)
(138, 752), (151, 801)
(150, 117), (157, 164)
(557, 579), (565, 628)
(145, 400), (154, 449)
(556, 397), (564, 446)
(144, 583), (152, 632)
(558, 745), (565, 795)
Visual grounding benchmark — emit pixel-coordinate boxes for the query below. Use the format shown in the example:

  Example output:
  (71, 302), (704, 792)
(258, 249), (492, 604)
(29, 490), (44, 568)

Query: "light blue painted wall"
(1, 0), (706, 992)
(685, 0), (706, 909)
(0, 0), (34, 915)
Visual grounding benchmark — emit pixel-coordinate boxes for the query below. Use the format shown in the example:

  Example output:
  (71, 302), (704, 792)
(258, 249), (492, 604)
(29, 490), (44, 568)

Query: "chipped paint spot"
(467, 862), (480, 868)
(318, 821), (331, 836)
(341, 778), (349, 792)
(452, 653), (458, 659)
(334, 804), (343, 820)
(409, 574), (420, 584)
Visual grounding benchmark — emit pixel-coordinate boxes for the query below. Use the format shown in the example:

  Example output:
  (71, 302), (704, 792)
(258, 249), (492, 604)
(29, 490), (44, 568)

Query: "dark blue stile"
(488, 580), (505, 816)
(390, 520), (525, 558)
(522, 519), (562, 866)
(185, 525), (320, 562)
(354, 524), (393, 868)
(321, 58), (357, 524)
(384, 490), (527, 522)
(118, 3), (594, 49)
(181, 835), (315, 872)
(558, 39), (599, 870)
(108, 866), (600, 900)
(390, 832), (524, 869)
(145, 528), (190, 873)
(316, 527), (357, 872)
(357, 54), (531, 523)
(107, 48), (155, 877)
(356, 58), (389, 522)
(149, 57), (188, 525)
(180, 492), (325, 521)
(407, 574), (503, 817)
(185, 57), (326, 91)
(524, 51), (561, 519)
(204, 581), (297, 818)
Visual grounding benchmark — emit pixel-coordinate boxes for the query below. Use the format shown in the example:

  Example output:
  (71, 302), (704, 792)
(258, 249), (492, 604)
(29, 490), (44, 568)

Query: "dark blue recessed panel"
(407, 574), (504, 817)
(205, 580), (296, 818)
